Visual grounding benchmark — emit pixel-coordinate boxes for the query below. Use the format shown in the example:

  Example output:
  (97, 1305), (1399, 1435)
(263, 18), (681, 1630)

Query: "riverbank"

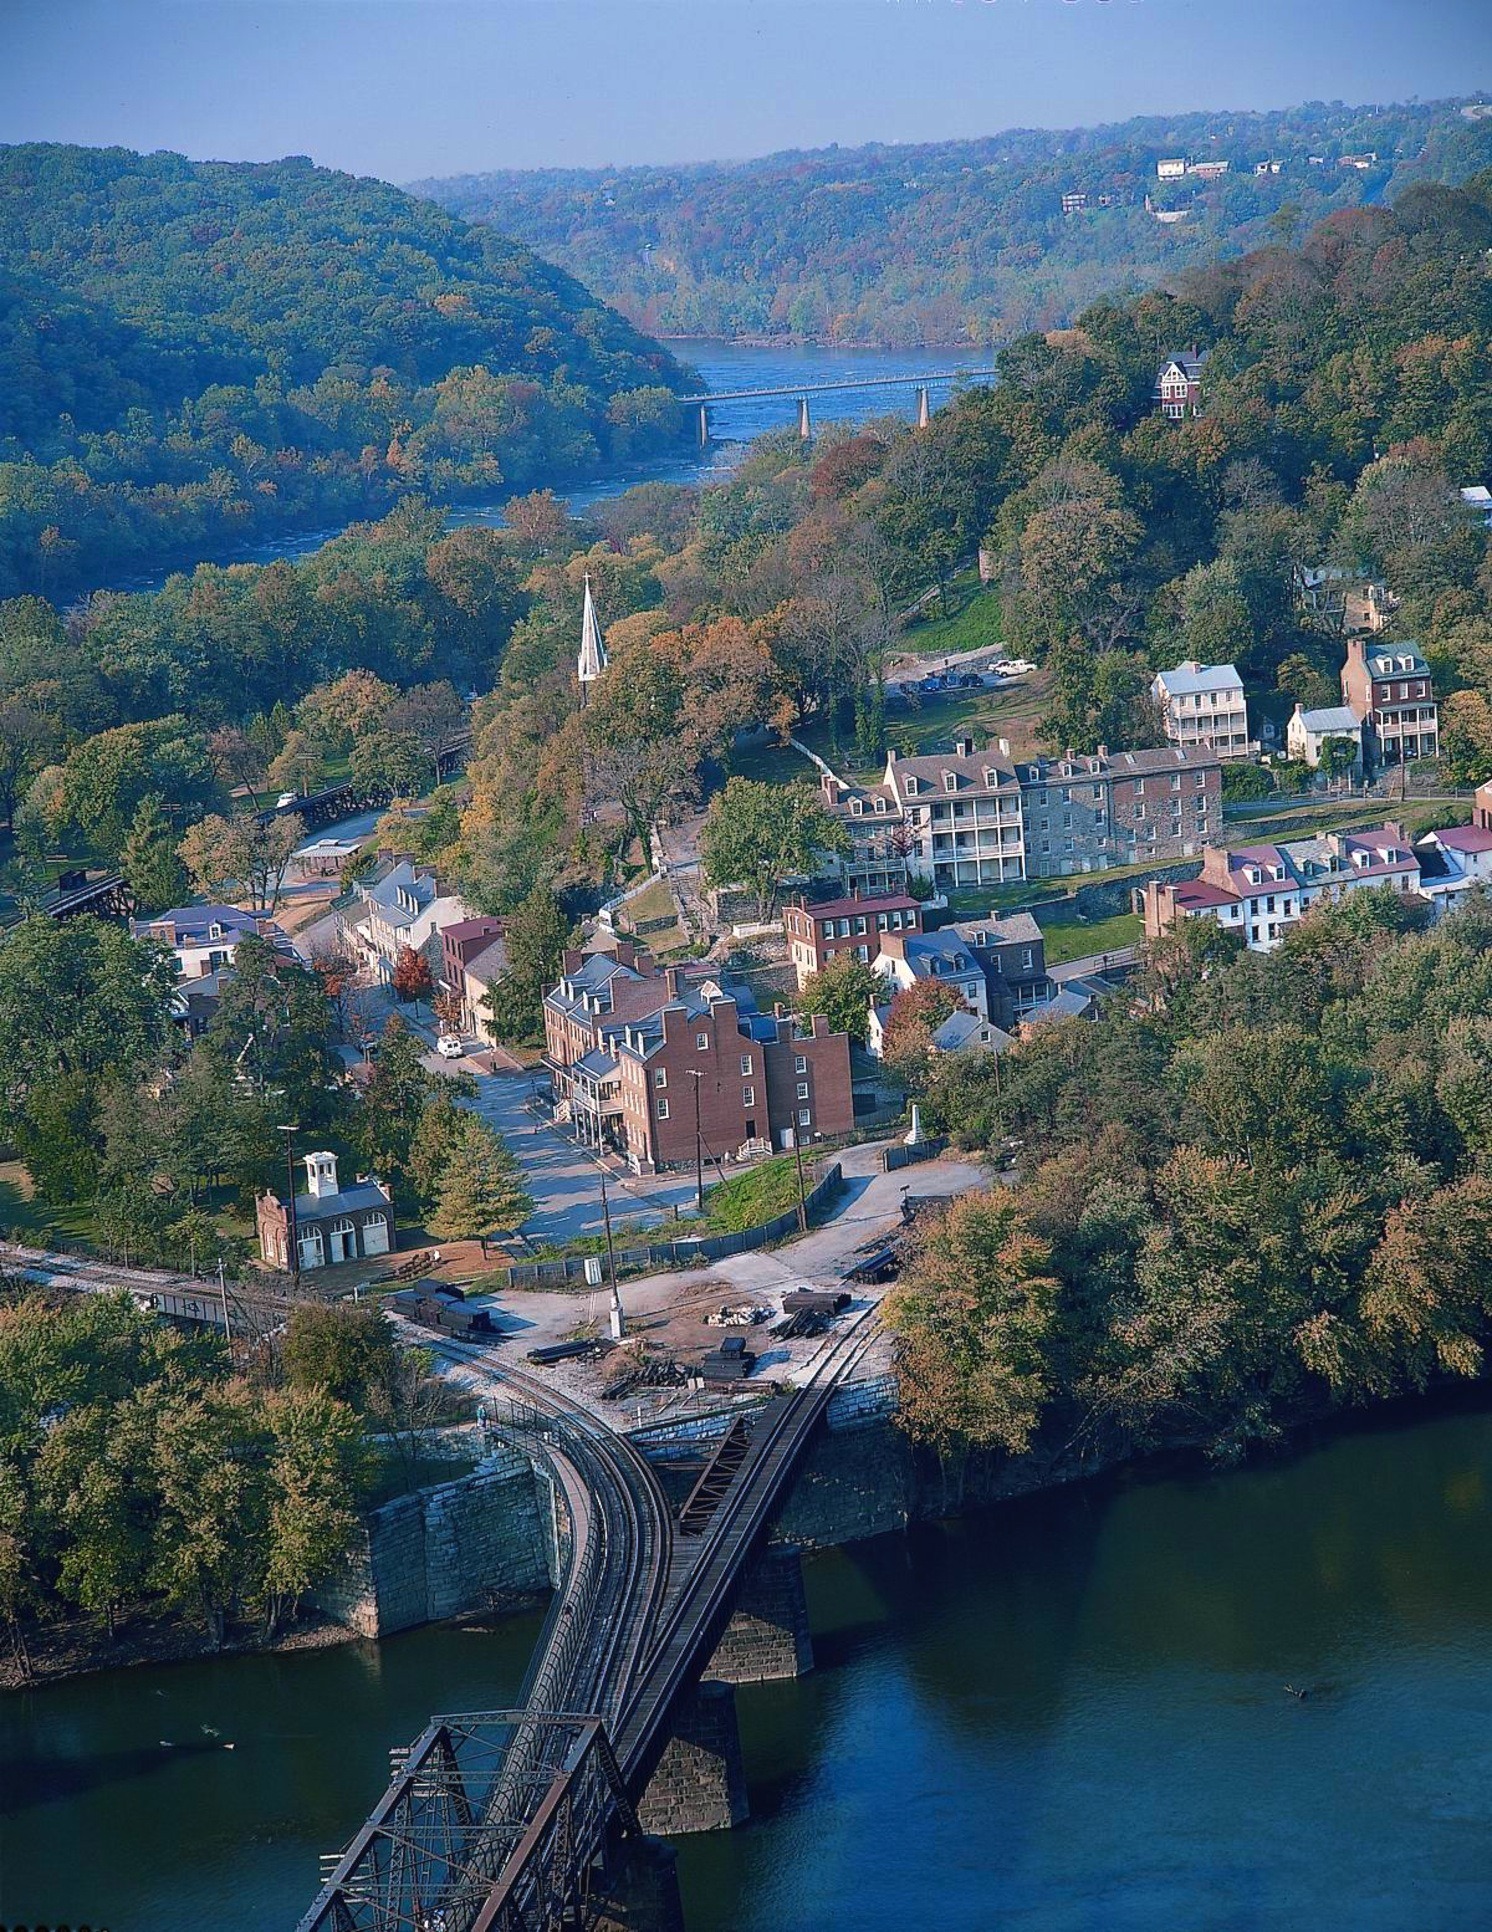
(0, 1602), (356, 1694)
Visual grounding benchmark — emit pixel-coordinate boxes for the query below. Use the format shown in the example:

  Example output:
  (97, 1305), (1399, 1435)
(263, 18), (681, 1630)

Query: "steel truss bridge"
(298, 1326), (880, 1932)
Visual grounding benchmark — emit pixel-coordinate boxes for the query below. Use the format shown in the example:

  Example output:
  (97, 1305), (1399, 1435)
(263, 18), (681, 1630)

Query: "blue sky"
(2, 0), (1489, 181)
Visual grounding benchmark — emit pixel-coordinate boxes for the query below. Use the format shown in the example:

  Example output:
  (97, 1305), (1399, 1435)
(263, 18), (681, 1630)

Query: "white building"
(1157, 158), (1188, 179)
(1153, 660), (1251, 759)
(348, 859), (473, 985)
(133, 905), (289, 979)
(1286, 703), (1363, 774)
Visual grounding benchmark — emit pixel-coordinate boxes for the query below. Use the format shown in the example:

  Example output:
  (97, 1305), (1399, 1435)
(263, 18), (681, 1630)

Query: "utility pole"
(279, 1122), (301, 1290)
(216, 1256), (233, 1346)
(689, 1070), (704, 1214)
(601, 1175), (623, 1342)
(791, 1127), (808, 1233)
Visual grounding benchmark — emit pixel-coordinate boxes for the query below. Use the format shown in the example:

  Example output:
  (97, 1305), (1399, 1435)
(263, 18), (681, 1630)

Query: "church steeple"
(577, 574), (608, 697)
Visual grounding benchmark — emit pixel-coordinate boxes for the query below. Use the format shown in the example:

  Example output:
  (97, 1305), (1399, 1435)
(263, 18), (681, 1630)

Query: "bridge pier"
(697, 402), (710, 446)
(797, 394), (812, 440)
(588, 1833), (687, 1932)
(638, 1679), (749, 1835)
(916, 383), (930, 429)
(706, 1541), (814, 1684)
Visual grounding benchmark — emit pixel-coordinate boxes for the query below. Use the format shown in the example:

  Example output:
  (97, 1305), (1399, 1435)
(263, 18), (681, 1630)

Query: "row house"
(438, 916), (508, 1036)
(347, 857), (473, 985)
(822, 738), (1223, 888)
(542, 945), (854, 1172)
(1152, 660), (1251, 759)
(783, 892), (923, 988)
(1414, 781), (1492, 915)
(134, 904), (291, 980)
(1141, 823), (1421, 952)
(867, 911), (1052, 1054)
(1340, 637), (1439, 768)
(1015, 745), (1221, 877)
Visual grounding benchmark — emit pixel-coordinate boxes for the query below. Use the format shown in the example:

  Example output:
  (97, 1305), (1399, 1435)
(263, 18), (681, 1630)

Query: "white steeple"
(577, 574), (608, 693)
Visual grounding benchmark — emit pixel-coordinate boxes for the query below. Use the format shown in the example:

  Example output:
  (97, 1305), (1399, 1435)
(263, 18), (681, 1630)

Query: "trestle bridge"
(299, 1318), (881, 1932)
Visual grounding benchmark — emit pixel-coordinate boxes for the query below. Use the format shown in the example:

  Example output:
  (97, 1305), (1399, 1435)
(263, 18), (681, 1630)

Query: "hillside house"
(782, 892), (922, 988)
(1153, 661), (1250, 759)
(1286, 704), (1364, 775)
(1340, 638), (1439, 768)
(1154, 349), (1208, 418)
(133, 905), (290, 980)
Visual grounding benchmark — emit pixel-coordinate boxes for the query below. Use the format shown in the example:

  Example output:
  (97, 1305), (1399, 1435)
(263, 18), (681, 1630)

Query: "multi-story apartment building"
(1152, 660), (1251, 759)
(543, 944), (853, 1171)
(1340, 637), (1439, 767)
(782, 892), (923, 988)
(821, 738), (1222, 886)
(1141, 824), (1421, 952)
(1015, 745), (1222, 876)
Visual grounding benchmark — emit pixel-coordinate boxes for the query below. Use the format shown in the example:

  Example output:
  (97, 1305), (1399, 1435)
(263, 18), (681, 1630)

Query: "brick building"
(438, 916), (507, 1034)
(543, 945), (853, 1170)
(1154, 348), (1208, 419)
(782, 892), (923, 988)
(1340, 637), (1439, 768)
(257, 1151), (394, 1272)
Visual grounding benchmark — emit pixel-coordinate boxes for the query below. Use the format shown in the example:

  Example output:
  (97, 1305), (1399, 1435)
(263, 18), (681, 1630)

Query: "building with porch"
(256, 1150), (394, 1272)
(1340, 637), (1439, 768)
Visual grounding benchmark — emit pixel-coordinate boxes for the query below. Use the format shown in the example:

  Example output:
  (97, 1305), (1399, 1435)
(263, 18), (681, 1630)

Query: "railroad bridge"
(298, 1321), (880, 1932)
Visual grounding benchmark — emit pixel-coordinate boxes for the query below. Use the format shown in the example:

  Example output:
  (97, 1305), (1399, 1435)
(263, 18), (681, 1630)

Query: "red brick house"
(1154, 348), (1208, 420)
(782, 892), (923, 988)
(1340, 637), (1439, 768)
(543, 945), (853, 1171)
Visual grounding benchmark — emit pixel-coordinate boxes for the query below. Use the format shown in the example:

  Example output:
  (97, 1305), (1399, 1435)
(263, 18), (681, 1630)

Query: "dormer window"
(874, 796), (887, 814)
(208, 922), (223, 941)
(904, 776), (919, 796)
(850, 798), (863, 816)
(944, 773), (958, 792)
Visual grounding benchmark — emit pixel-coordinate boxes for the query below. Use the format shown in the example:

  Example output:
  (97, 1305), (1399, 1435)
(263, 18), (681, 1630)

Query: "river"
(106, 340), (989, 595)
(6, 1397), (1492, 1930)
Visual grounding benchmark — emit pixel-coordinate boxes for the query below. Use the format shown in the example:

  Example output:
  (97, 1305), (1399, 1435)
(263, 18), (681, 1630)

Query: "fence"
(882, 1137), (948, 1172)
(499, 1162), (844, 1290)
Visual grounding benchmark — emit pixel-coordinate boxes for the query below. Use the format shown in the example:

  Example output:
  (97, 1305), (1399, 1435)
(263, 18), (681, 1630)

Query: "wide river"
(107, 339), (990, 594)
(5, 1396), (1492, 1930)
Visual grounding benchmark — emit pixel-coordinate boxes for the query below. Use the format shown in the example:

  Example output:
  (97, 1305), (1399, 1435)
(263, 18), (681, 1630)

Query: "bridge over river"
(298, 1312), (883, 1932)
(683, 366), (997, 444)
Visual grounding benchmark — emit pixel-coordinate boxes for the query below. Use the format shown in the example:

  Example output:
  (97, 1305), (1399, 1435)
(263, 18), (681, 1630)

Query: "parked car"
(275, 790), (300, 809)
(956, 673), (983, 689)
(436, 1035), (466, 1060)
(919, 676), (946, 693)
(995, 657), (1036, 676)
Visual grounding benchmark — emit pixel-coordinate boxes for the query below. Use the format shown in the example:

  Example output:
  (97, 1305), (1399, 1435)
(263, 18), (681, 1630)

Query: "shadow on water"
(0, 1739), (231, 1813)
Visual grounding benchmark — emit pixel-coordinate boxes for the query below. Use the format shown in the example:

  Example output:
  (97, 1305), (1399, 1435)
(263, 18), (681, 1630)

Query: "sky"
(2, 0), (1490, 183)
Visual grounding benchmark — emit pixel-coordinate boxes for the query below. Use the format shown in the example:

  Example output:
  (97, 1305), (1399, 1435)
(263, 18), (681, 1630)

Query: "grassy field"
(894, 577), (1003, 661)
(0, 1162), (98, 1246)
(791, 671), (1050, 785)
(1035, 905), (1144, 966)
(694, 1153), (821, 1235)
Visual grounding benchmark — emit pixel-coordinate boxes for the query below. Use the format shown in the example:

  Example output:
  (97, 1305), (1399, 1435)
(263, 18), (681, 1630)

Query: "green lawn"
(792, 671), (1050, 785)
(693, 1153), (823, 1235)
(896, 580), (1003, 660)
(730, 738), (817, 787)
(1036, 906), (1144, 966)
(0, 1162), (98, 1247)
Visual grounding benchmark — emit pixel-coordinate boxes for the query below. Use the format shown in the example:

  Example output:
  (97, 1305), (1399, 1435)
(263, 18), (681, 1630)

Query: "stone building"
(257, 1150), (394, 1272)
(1015, 745), (1221, 876)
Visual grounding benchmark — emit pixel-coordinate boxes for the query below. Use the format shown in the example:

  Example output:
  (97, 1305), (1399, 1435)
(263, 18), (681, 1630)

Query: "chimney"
(998, 736), (1011, 757)
(885, 747), (898, 765)
(821, 773), (842, 806)
(561, 946), (584, 974)
(955, 734), (975, 758)
(635, 949), (655, 977)
(773, 1001), (786, 1019)
(664, 966), (683, 997)
(1096, 744), (1109, 759)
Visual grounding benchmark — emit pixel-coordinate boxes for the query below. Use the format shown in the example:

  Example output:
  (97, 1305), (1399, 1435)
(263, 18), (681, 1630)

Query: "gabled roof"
(797, 893), (919, 921)
(931, 1010), (1013, 1053)
(954, 910), (1043, 950)
(1364, 643), (1430, 678)
(1296, 706), (1361, 735)
(888, 744), (1018, 799)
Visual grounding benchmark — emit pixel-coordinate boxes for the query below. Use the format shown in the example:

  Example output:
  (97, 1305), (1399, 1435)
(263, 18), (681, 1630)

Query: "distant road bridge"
(299, 1314), (883, 1932)
(681, 366), (999, 443)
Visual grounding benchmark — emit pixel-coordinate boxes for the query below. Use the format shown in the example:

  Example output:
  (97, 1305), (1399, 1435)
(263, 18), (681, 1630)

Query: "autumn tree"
(178, 811), (304, 912)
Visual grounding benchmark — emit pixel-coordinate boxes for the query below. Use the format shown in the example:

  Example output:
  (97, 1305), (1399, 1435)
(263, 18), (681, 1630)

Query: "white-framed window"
(654, 1069), (667, 1089)
(797, 1081), (810, 1100)
(740, 1055), (752, 1076)
(742, 1086), (755, 1108)
(798, 1108), (812, 1127)
(696, 1032), (709, 1051)
(795, 1055), (808, 1073)
(656, 1097), (670, 1119)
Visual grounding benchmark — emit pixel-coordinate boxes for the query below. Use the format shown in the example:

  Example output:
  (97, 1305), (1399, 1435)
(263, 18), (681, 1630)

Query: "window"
(740, 1055), (753, 1076)
(794, 1055), (808, 1074)
(944, 773), (958, 792)
(654, 1069), (667, 1089)
(656, 1097), (670, 1119)
(798, 1108), (812, 1127)
(742, 1086), (755, 1108)
(696, 1032), (709, 1051)
(1171, 774), (1181, 790)
(854, 916), (867, 935)
(1135, 779), (1145, 796)
(797, 1081), (810, 1100)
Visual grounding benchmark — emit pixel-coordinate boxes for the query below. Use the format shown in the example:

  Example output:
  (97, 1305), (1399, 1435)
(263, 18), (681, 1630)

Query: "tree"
(1440, 689), (1492, 787)
(881, 978), (966, 1086)
(392, 943), (434, 1007)
(282, 1301), (396, 1410)
(426, 1114), (534, 1250)
(385, 681), (467, 764)
(799, 953), (882, 1047)
(120, 793), (189, 914)
(699, 778), (849, 920)
(351, 728), (435, 801)
(885, 1193), (1059, 1461)
(177, 810), (304, 912)
(266, 729), (323, 799)
(149, 1384), (271, 1647)
(53, 716), (222, 863)
(261, 1387), (371, 1634)
(483, 885), (572, 1045)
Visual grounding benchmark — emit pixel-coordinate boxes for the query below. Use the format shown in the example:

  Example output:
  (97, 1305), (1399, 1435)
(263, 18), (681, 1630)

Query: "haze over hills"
(412, 98), (1492, 347)
(0, 144), (691, 597)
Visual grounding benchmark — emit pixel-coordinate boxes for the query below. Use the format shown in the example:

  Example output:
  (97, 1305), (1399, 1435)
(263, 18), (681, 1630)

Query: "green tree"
(119, 793), (189, 914)
(282, 1301), (396, 1411)
(261, 1387), (371, 1635)
(798, 953), (882, 1047)
(426, 1114), (534, 1250)
(178, 811), (305, 912)
(351, 728), (435, 801)
(483, 885), (572, 1045)
(699, 778), (849, 920)
(149, 1384), (271, 1648)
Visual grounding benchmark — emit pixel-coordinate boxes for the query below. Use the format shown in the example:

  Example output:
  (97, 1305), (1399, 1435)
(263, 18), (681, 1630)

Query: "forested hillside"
(414, 100), (1492, 347)
(0, 146), (691, 598)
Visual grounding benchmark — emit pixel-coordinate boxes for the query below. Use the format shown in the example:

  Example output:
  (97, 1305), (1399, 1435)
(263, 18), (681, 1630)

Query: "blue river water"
(4, 1396), (1492, 1931)
(107, 339), (990, 594)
